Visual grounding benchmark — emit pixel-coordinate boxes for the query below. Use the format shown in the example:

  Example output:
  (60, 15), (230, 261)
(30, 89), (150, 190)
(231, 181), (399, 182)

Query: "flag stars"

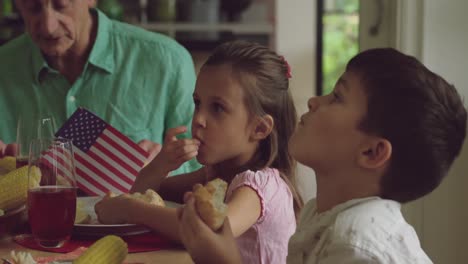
(59, 109), (107, 152)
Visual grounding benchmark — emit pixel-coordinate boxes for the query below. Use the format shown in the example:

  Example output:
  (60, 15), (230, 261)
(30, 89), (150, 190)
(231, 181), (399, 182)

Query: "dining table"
(0, 235), (194, 263)
(0, 198), (194, 263)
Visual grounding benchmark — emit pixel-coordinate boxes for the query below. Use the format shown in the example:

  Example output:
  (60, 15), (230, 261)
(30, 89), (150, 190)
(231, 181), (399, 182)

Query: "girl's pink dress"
(226, 167), (296, 264)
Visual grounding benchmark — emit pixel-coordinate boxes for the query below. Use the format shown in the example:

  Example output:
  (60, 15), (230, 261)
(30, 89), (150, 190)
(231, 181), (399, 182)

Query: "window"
(316, 0), (359, 95)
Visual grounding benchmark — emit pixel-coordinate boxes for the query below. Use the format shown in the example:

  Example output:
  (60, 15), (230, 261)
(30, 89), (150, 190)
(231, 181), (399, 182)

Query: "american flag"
(55, 108), (149, 196)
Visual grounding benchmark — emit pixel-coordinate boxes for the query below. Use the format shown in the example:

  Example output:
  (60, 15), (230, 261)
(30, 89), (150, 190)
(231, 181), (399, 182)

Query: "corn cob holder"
(0, 165), (41, 212)
(74, 235), (128, 264)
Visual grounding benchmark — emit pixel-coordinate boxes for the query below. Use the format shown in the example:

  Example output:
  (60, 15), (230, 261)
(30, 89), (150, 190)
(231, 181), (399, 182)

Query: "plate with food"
(73, 189), (180, 237)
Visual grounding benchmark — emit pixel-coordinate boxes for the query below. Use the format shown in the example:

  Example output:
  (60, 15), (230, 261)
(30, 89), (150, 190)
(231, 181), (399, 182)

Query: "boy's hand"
(177, 194), (242, 264)
(150, 126), (200, 175)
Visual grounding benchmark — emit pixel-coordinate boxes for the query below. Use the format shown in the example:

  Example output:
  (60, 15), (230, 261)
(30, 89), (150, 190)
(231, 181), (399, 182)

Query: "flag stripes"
(55, 108), (149, 196)
(94, 138), (139, 176)
(41, 147), (74, 185)
(106, 126), (148, 160)
(74, 148), (131, 196)
(100, 131), (145, 168)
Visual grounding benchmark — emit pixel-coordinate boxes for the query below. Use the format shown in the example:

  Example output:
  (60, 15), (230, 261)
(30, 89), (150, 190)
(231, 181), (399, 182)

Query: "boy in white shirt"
(177, 48), (467, 263)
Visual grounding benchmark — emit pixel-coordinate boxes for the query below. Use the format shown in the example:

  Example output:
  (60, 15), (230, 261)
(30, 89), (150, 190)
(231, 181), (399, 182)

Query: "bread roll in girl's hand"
(192, 178), (228, 231)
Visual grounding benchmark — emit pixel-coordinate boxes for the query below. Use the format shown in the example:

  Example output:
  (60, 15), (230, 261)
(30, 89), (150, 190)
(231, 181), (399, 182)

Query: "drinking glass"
(15, 116), (29, 168)
(37, 117), (57, 139)
(16, 116), (57, 168)
(27, 138), (77, 248)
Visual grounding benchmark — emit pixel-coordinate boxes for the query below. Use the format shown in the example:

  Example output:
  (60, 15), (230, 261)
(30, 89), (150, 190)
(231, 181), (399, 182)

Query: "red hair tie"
(280, 56), (292, 79)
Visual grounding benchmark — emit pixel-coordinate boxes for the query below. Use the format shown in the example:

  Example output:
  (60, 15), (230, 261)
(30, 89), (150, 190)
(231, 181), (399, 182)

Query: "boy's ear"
(251, 115), (274, 141)
(357, 138), (392, 170)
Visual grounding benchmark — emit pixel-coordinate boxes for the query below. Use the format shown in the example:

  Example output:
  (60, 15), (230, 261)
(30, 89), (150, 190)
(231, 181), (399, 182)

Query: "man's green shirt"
(0, 10), (200, 174)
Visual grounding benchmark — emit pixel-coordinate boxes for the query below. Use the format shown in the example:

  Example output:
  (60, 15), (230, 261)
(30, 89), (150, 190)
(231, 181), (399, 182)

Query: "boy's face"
(289, 71), (370, 173)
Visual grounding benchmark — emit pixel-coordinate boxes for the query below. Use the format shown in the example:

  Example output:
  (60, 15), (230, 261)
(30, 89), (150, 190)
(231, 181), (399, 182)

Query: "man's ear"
(357, 138), (392, 169)
(251, 115), (274, 141)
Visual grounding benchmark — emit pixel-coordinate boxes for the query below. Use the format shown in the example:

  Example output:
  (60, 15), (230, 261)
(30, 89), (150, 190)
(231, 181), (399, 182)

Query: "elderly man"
(0, 0), (200, 175)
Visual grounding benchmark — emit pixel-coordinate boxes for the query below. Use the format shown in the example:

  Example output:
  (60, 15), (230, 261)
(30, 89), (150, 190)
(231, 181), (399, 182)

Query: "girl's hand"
(149, 126), (200, 176)
(177, 193), (242, 264)
(95, 193), (135, 224)
(133, 126), (199, 193)
(137, 139), (162, 165)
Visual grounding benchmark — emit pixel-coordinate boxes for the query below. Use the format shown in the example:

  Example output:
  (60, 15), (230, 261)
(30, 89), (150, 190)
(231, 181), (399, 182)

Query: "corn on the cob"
(74, 235), (128, 264)
(0, 165), (41, 211)
(0, 156), (16, 175)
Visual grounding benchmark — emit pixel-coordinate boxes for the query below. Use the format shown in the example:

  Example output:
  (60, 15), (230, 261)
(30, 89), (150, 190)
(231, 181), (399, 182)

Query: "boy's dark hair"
(204, 40), (304, 216)
(347, 48), (467, 203)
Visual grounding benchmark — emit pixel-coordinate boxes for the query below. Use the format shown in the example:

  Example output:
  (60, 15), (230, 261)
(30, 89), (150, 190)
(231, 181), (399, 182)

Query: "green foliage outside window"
(322, 0), (359, 95)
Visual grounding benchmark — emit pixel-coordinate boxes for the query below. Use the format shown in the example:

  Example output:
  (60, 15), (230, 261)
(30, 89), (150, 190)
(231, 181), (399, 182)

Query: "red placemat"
(13, 232), (180, 253)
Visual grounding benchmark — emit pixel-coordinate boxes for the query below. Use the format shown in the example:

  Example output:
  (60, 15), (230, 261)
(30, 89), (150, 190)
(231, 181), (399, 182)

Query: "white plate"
(73, 196), (181, 237)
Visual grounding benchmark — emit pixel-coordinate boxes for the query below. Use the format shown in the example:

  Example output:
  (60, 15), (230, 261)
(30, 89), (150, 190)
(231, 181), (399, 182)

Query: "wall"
(418, 0), (468, 262)
(275, 0), (317, 202)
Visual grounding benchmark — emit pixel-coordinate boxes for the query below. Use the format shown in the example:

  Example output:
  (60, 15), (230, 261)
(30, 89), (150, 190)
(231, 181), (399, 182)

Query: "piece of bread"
(80, 190), (165, 225)
(108, 189), (165, 207)
(131, 189), (166, 207)
(192, 178), (228, 231)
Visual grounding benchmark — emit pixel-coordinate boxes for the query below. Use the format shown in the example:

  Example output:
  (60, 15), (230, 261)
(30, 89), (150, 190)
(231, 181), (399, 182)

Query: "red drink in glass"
(27, 186), (77, 248)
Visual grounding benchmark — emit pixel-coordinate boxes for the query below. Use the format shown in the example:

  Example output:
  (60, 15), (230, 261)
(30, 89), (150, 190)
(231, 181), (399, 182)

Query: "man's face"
(15, 0), (93, 57)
